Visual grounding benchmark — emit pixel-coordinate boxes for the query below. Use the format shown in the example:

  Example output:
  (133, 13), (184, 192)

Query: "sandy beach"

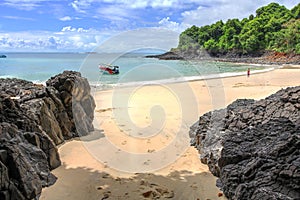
(40, 67), (300, 200)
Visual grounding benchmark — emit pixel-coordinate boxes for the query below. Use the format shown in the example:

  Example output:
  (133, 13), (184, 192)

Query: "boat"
(99, 64), (119, 75)
(0, 55), (7, 58)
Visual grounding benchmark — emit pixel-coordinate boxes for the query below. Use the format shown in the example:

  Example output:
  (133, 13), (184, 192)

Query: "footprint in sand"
(115, 177), (121, 182)
(143, 159), (151, 165)
(147, 149), (155, 153)
(121, 141), (127, 145)
(140, 182), (174, 199)
(101, 191), (111, 200)
(102, 173), (110, 179)
(190, 183), (198, 189)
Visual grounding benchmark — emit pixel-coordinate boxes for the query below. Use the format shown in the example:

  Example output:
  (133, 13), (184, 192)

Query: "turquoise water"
(0, 53), (84, 82)
(0, 52), (272, 88)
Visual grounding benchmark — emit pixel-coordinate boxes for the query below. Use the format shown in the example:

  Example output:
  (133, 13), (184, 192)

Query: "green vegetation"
(177, 3), (300, 55)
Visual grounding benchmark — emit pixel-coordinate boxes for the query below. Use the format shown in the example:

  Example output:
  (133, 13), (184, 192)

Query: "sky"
(0, 0), (298, 52)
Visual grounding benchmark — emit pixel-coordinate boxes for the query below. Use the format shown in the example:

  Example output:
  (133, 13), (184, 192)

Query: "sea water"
(0, 52), (274, 89)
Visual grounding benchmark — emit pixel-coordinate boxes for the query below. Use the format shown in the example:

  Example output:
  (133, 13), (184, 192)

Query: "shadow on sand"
(41, 164), (226, 200)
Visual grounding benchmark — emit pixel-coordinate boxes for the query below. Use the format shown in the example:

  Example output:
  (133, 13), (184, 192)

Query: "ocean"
(0, 52), (274, 89)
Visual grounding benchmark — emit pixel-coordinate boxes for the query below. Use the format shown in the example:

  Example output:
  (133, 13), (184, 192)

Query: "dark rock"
(190, 86), (300, 199)
(145, 51), (185, 60)
(0, 123), (44, 199)
(151, 50), (300, 65)
(0, 71), (95, 199)
(46, 70), (95, 137)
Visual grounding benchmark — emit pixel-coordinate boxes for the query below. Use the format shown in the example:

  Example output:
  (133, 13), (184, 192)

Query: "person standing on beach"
(247, 68), (250, 77)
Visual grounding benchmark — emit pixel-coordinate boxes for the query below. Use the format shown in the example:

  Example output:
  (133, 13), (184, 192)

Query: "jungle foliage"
(177, 3), (300, 55)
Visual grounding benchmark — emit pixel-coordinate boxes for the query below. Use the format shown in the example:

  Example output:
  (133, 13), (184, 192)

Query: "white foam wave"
(32, 80), (46, 86)
(0, 75), (17, 79)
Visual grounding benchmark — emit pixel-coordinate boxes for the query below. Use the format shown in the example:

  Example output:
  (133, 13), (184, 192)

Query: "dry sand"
(40, 67), (300, 200)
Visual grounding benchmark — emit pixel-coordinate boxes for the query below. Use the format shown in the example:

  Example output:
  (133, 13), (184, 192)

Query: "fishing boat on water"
(99, 63), (119, 75)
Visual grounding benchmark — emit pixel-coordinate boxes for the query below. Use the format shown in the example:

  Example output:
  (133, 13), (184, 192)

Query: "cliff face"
(190, 86), (300, 199)
(0, 71), (95, 200)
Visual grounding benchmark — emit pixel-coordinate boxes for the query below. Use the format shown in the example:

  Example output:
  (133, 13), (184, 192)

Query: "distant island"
(0, 55), (7, 58)
(147, 3), (300, 64)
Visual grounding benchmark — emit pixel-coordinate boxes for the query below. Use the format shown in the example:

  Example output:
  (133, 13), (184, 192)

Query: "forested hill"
(176, 3), (300, 56)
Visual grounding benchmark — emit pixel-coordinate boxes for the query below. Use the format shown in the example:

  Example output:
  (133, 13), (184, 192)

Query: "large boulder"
(46, 71), (95, 137)
(190, 86), (300, 199)
(0, 71), (95, 199)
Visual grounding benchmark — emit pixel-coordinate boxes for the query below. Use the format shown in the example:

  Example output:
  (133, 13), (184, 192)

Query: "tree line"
(176, 3), (300, 55)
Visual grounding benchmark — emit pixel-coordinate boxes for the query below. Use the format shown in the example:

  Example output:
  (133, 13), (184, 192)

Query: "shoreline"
(1, 59), (289, 89)
(89, 62), (279, 91)
(41, 67), (300, 200)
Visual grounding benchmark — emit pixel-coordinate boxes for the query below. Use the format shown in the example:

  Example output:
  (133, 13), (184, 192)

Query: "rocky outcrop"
(145, 51), (185, 60)
(190, 86), (300, 199)
(46, 71), (95, 137)
(0, 71), (95, 199)
(214, 51), (300, 65)
(149, 50), (300, 65)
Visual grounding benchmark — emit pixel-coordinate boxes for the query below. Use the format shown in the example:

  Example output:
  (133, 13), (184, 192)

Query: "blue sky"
(0, 0), (298, 52)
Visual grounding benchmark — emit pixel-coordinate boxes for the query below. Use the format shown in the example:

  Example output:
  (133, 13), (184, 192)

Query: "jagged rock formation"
(190, 86), (300, 199)
(0, 71), (95, 200)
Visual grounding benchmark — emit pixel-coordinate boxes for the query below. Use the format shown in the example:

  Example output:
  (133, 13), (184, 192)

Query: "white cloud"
(2, 0), (50, 11)
(61, 26), (77, 32)
(0, 28), (116, 52)
(77, 27), (89, 33)
(97, 6), (131, 21)
(158, 17), (189, 32)
(150, 0), (178, 8)
(2, 15), (35, 21)
(180, 0), (300, 27)
(70, 0), (191, 11)
(116, 0), (179, 9)
(181, 1), (253, 26)
(0, 27), (180, 52)
(94, 28), (179, 53)
(59, 16), (72, 21)
(61, 26), (93, 33)
(70, 0), (94, 13)
(5, 35), (55, 50)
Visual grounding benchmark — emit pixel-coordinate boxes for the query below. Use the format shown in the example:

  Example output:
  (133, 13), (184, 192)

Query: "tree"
(209, 20), (224, 41)
(178, 25), (200, 50)
(291, 3), (300, 19)
(276, 19), (300, 53)
(239, 18), (264, 52)
(203, 39), (218, 54)
(218, 19), (242, 51)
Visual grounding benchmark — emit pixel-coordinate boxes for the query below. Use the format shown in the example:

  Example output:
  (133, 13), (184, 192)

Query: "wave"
(32, 80), (46, 86)
(0, 75), (16, 79)
(0, 75), (47, 86)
